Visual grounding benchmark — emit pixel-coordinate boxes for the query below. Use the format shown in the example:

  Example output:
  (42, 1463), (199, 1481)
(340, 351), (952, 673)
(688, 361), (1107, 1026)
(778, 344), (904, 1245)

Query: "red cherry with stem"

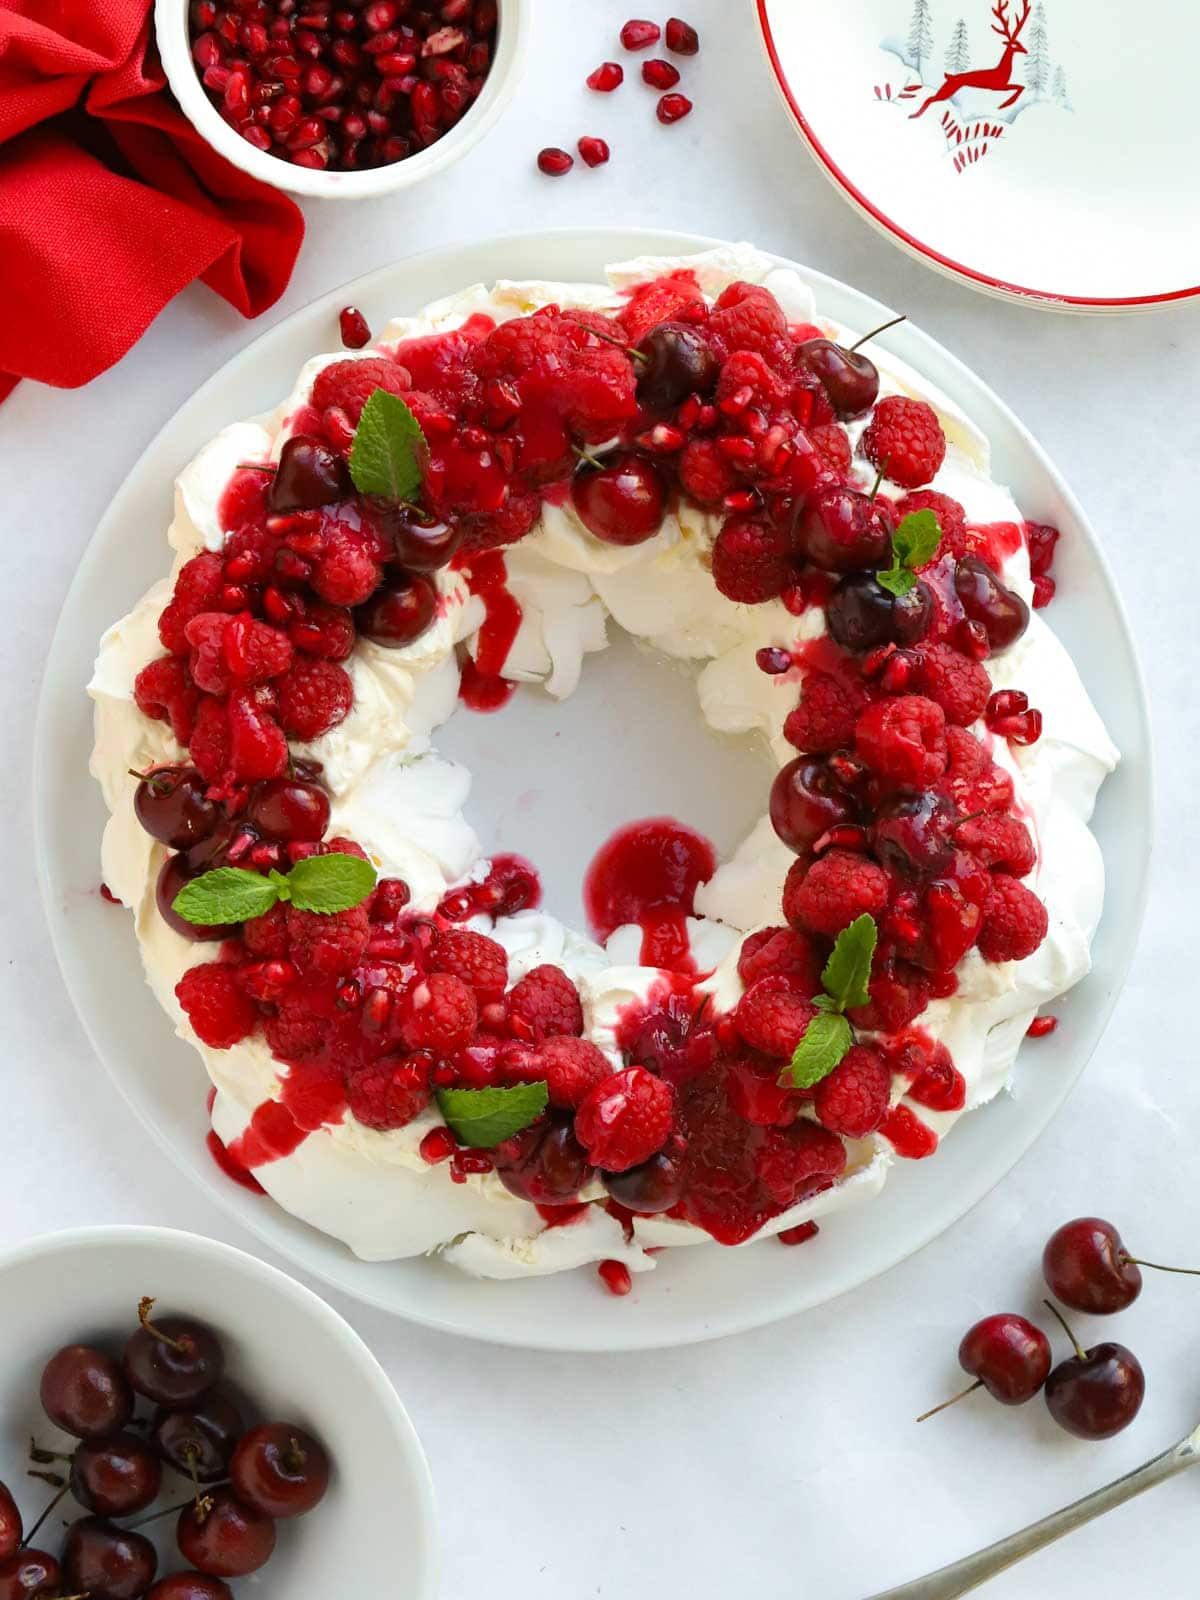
(40, 1344), (133, 1440)
(798, 485), (895, 572)
(176, 1487), (276, 1578)
(268, 434), (350, 512)
(796, 315), (906, 421)
(354, 573), (437, 646)
(953, 556), (1030, 651)
(0, 1549), (62, 1600)
(63, 1515), (158, 1600)
(70, 1432), (163, 1517)
(496, 1122), (589, 1205)
(123, 1299), (224, 1408)
(635, 322), (718, 412)
(1043, 1216), (1200, 1313)
(769, 757), (856, 855)
(571, 454), (666, 545)
(147, 1577), (234, 1600)
(374, 504), (462, 571)
(871, 791), (957, 877)
(1042, 1301), (1146, 1440)
(229, 1424), (330, 1518)
(154, 1392), (245, 1484)
(917, 1313), (1051, 1421)
(245, 777), (330, 843)
(134, 767), (221, 850)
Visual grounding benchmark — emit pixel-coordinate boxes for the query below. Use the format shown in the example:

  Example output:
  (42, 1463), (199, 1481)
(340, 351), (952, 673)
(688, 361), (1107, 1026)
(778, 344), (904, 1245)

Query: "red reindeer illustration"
(909, 0), (1031, 119)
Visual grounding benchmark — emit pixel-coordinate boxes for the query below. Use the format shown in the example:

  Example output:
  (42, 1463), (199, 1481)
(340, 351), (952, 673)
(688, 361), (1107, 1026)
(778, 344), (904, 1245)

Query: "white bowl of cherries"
(0, 1226), (437, 1598)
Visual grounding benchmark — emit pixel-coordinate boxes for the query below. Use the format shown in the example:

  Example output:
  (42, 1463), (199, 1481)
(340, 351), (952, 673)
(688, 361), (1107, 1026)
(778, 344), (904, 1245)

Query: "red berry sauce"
(584, 817), (716, 970)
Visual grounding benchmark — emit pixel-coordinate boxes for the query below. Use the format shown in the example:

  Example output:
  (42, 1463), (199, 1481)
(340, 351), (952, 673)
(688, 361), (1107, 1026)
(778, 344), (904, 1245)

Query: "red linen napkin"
(0, 1), (304, 403)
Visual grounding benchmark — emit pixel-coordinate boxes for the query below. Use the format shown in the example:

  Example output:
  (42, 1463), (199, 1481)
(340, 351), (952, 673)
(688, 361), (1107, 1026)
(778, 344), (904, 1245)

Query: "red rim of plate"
(756, 0), (1200, 311)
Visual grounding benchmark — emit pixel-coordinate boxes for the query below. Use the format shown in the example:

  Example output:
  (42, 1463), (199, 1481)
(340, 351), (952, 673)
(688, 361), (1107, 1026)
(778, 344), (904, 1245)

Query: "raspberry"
(188, 696), (230, 786)
(753, 1119), (846, 1207)
(708, 282), (790, 367)
(311, 523), (384, 607)
(276, 657), (353, 741)
(711, 516), (791, 603)
(133, 656), (201, 745)
(430, 929), (508, 1002)
(920, 880), (983, 971)
(398, 972), (478, 1053)
(264, 1000), (325, 1061)
(861, 396), (946, 489)
(458, 492), (540, 554)
(784, 849), (889, 938)
(855, 694), (947, 787)
(1032, 575), (1056, 609)
(734, 976), (817, 1059)
(615, 271), (704, 343)
(534, 1036), (614, 1111)
(977, 876), (1049, 963)
(345, 1056), (430, 1131)
(809, 422), (852, 478)
(574, 1066), (674, 1172)
(783, 670), (866, 753)
(847, 962), (932, 1033)
(175, 962), (259, 1050)
(474, 312), (636, 441)
(286, 904), (370, 978)
(715, 350), (789, 410)
(288, 599), (356, 661)
(812, 1044), (891, 1137)
(185, 612), (293, 695)
(956, 815), (1036, 877)
(1026, 521), (1059, 578)
(944, 725), (1014, 814)
(895, 489), (966, 559)
(725, 1055), (800, 1127)
(158, 553), (224, 657)
(226, 689), (289, 784)
(243, 902), (289, 959)
(310, 357), (411, 425)
(916, 643), (990, 726)
(737, 926), (823, 994)
(678, 437), (739, 508)
(506, 963), (583, 1043)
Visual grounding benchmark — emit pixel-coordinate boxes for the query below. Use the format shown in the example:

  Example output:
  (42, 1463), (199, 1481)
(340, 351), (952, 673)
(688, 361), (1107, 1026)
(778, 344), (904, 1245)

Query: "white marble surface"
(2, 3), (1198, 1595)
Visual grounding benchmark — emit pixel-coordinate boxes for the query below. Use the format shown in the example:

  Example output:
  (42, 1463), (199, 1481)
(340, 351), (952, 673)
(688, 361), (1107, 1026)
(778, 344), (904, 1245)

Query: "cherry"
(798, 485), (895, 572)
(124, 1299), (224, 1408)
(626, 1010), (687, 1077)
(496, 1121), (590, 1205)
(147, 1578), (234, 1600)
(245, 777), (330, 843)
(229, 1423), (330, 1518)
(63, 1515), (158, 1600)
(134, 767), (220, 850)
(1042, 1302), (1145, 1440)
(157, 855), (236, 942)
(603, 1145), (684, 1213)
(373, 504), (462, 571)
(1042, 1216), (1200, 1313)
(825, 572), (932, 653)
(40, 1344), (133, 1440)
(635, 322), (718, 412)
(154, 1393), (245, 1484)
(354, 573), (437, 646)
(871, 791), (956, 876)
(0, 1550), (62, 1600)
(0, 1484), (19, 1564)
(769, 757), (856, 854)
(176, 1487), (276, 1578)
(70, 1431), (162, 1518)
(796, 316), (905, 420)
(268, 434), (350, 513)
(918, 1313), (1051, 1421)
(953, 556), (1029, 651)
(571, 455), (666, 545)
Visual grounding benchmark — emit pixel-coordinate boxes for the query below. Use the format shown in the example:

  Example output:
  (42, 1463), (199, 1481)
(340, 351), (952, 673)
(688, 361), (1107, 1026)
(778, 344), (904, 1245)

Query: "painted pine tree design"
(1025, 3), (1051, 95)
(906, 0), (935, 76)
(1051, 62), (1072, 110)
(945, 18), (970, 73)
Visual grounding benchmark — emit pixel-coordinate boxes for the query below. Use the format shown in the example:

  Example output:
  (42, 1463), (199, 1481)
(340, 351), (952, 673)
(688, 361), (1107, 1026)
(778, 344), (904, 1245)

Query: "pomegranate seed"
(363, 0), (398, 27)
(598, 1260), (633, 1296)
(755, 646), (792, 675)
(880, 652), (916, 693)
(992, 708), (1043, 745)
(216, 13), (238, 44)
(537, 146), (574, 176)
(1027, 1015), (1058, 1038)
(641, 58), (680, 89)
(376, 50), (416, 73)
(637, 423), (685, 453)
(958, 618), (991, 659)
(828, 753), (867, 786)
(722, 489), (760, 513)
(291, 142), (328, 169)
(422, 25), (466, 55)
(420, 1128), (457, 1165)
(778, 1221), (819, 1247)
(192, 0), (217, 26)
(587, 60), (624, 91)
(241, 123), (272, 150)
(813, 824), (869, 855)
(619, 18), (660, 49)
(293, 28), (323, 56)
(303, 62), (334, 97)
(665, 16), (700, 54)
(985, 688), (1029, 721)
(192, 31), (223, 69)
(450, 1149), (495, 1182)
(577, 135), (610, 167)
(719, 385), (753, 416)
(287, 116), (324, 149)
(339, 305), (371, 348)
(716, 435), (755, 464)
(329, 38), (361, 67)
(203, 63), (231, 92)
(656, 92), (693, 123)
(240, 21), (270, 55)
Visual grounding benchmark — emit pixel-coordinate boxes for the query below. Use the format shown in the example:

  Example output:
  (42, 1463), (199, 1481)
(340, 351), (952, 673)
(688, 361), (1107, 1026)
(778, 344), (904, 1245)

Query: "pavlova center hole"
(436, 626), (775, 939)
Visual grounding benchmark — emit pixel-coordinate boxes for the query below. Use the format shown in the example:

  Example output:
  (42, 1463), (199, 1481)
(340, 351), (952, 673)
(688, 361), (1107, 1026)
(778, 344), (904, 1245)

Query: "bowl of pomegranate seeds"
(156, 0), (527, 196)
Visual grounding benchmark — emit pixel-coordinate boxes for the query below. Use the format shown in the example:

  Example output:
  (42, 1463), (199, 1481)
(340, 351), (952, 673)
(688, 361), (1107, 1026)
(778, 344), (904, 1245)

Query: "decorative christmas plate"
(758, 0), (1200, 311)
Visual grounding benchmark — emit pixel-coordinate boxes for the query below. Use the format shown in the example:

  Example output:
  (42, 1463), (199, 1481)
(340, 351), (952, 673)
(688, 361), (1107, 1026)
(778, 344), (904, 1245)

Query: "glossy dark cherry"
(1044, 1315), (1146, 1441)
(124, 1302), (224, 1408)
(825, 572), (933, 653)
(959, 1314), (1052, 1405)
(154, 1392), (245, 1484)
(0, 1483), (19, 1564)
(571, 455), (666, 546)
(0, 1549), (61, 1600)
(354, 574), (437, 646)
(871, 791), (957, 877)
(496, 1121), (590, 1205)
(268, 434), (351, 512)
(635, 321), (718, 411)
(71, 1431), (163, 1517)
(230, 1424), (330, 1519)
(134, 767), (220, 850)
(1042, 1217), (1143, 1314)
(796, 338), (880, 420)
(377, 505), (462, 571)
(63, 1516), (158, 1600)
(147, 1577), (234, 1600)
(603, 1146), (685, 1213)
(157, 855), (236, 942)
(953, 556), (1030, 651)
(798, 485), (895, 573)
(769, 757), (856, 854)
(245, 777), (330, 844)
(176, 1486), (277, 1578)
(40, 1344), (133, 1439)
(626, 1010), (687, 1078)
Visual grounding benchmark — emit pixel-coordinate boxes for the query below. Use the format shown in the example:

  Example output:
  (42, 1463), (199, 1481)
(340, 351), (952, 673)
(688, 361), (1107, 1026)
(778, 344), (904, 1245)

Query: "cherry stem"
(284, 1437), (307, 1474)
(236, 460), (276, 473)
(1123, 1253), (1200, 1278)
(27, 1439), (70, 1466)
(26, 1470), (65, 1489)
(849, 313), (908, 354)
(20, 1482), (69, 1548)
(571, 443), (609, 471)
(566, 317), (645, 362)
(915, 1379), (982, 1423)
(138, 1295), (189, 1354)
(867, 461), (888, 503)
(1044, 1298), (1087, 1362)
(127, 1487), (221, 1531)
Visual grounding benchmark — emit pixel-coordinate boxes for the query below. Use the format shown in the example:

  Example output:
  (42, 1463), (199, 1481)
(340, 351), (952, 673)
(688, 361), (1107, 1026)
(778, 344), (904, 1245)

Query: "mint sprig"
(780, 914), (878, 1091)
(172, 852), (377, 926)
(876, 509), (941, 597)
(436, 1082), (549, 1149)
(348, 388), (426, 501)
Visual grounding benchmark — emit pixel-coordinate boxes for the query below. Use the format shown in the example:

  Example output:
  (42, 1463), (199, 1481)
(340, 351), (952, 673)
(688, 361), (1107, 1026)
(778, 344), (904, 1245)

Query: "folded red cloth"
(0, 0), (304, 403)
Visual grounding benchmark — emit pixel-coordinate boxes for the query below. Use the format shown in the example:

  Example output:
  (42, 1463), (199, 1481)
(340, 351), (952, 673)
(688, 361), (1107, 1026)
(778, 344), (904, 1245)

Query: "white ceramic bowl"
(155, 0), (527, 200)
(0, 1227), (438, 1592)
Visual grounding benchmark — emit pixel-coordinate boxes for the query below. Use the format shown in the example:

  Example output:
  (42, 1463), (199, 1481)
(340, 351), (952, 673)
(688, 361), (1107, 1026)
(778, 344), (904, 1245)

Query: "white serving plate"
(34, 228), (1151, 1351)
(758, 0), (1200, 311)
(0, 1226), (437, 1593)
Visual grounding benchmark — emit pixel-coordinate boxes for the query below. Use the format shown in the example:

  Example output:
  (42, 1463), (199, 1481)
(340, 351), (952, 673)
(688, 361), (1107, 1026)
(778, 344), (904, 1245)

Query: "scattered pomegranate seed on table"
(778, 1221), (819, 1246)
(338, 306), (371, 349)
(577, 136), (611, 168)
(665, 16), (700, 54)
(537, 146), (575, 176)
(619, 19), (661, 50)
(587, 61), (624, 91)
(656, 92), (693, 124)
(598, 1259), (633, 1296)
(1026, 1014), (1057, 1037)
(642, 58), (680, 89)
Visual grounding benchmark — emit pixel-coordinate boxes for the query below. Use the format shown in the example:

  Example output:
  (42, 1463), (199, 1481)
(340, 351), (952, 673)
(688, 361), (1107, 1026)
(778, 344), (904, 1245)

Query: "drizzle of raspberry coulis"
(584, 817), (716, 970)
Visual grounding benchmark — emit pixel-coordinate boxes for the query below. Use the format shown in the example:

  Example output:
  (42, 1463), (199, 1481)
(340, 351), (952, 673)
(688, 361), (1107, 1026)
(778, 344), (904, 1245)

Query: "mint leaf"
(781, 1012), (853, 1090)
(876, 564), (917, 599)
(820, 914), (878, 1014)
(172, 867), (279, 926)
(349, 389), (426, 501)
(877, 509), (941, 597)
(436, 1082), (549, 1149)
(286, 852), (377, 914)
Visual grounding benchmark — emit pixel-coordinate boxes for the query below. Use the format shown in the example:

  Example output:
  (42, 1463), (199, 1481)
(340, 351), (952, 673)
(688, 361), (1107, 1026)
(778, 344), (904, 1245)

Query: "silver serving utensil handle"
(864, 1424), (1200, 1600)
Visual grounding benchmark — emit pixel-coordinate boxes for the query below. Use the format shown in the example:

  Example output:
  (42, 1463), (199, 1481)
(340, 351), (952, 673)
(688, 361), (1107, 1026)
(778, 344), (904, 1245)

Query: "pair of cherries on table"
(923, 1218), (1194, 1440)
(0, 1298), (330, 1599)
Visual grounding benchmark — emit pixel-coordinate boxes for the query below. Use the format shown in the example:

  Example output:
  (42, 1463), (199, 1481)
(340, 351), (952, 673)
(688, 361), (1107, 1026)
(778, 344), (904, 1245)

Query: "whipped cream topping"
(90, 245), (1118, 1280)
